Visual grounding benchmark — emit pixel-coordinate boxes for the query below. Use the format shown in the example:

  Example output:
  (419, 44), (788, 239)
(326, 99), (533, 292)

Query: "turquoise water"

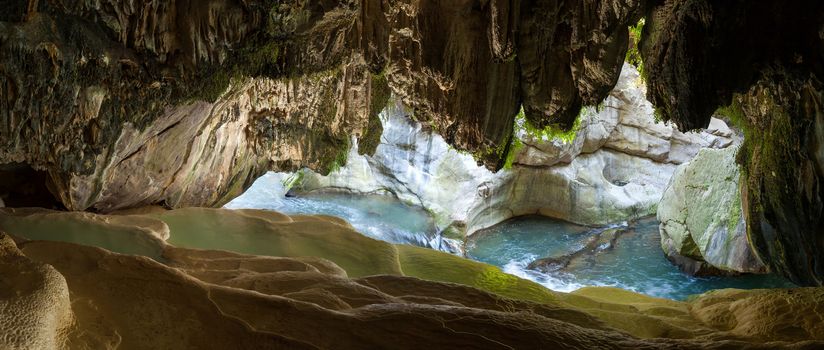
(225, 173), (448, 250)
(228, 173), (796, 300)
(467, 215), (796, 300)
(0, 210), (167, 260)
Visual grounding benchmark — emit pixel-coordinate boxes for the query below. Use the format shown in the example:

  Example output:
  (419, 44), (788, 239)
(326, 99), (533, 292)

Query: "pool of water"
(225, 173), (448, 250)
(467, 215), (796, 300)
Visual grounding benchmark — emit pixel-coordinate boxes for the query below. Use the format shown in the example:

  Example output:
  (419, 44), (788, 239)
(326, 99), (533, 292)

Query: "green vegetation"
(652, 106), (669, 124)
(358, 70), (391, 156)
(715, 96), (752, 173)
(626, 18), (646, 80)
(727, 181), (743, 234)
(497, 105), (592, 170)
(502, 137), (523, 170)
(191, 39), (283, 103)
(281, 170), (305, 192)
(515, 107), (581, 144)
(325, 137), (351, 174)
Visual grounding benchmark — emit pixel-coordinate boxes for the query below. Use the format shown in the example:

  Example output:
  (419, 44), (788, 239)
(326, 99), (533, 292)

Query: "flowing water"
(227, 172), (796, 300)
(3, 172), (793, 301)
(467, 215), (796, 300)
(225, 172), (448, 250)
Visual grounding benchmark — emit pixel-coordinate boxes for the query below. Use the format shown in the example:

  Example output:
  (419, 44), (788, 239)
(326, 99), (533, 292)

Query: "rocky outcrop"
(384, 0), (644, 166)
(0, 0), (648, 211)
(658, 147), (765, 275)
(0, 234), (72, 350)
(294, 64), (735, 237)
(528, 226), (628, 273)
(1, 208), (824, 348)
(642, 0), (824, 285)
(0, 0), (377, 211)
(734, 73), (824, 286)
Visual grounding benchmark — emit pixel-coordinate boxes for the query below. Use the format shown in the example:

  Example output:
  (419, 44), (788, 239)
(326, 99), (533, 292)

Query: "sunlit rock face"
(0, 0), (647, 210)
(642, 0), (824, 286)
(382, 0), (645, 166)
(658, 146), (765, 275)
(297, 65), (735, 236)
(1, 208), (823, 348)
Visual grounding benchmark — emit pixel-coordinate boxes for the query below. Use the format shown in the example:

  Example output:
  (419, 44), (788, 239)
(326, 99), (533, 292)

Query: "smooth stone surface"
(293, 65), (735, 237)
(658, 147), (765, 274)
(0, 208), (822, 348)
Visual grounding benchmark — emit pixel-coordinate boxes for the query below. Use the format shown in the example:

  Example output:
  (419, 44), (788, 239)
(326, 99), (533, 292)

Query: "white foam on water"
(501, 254), (585, 293)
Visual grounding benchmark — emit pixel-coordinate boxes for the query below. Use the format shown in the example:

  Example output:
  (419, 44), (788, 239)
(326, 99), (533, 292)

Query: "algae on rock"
(658, 146), (765, 275)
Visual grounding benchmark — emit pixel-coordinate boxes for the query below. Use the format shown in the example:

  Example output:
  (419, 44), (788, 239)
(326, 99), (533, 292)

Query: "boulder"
(0, 233), (73, 350)
(658, 147), (765, 274)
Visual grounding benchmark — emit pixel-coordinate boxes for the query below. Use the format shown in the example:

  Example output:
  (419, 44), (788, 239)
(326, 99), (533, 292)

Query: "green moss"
(626, 18), (646, 80)
(516, 106), (581, 144)
(502, 137), (523, 170)
(189, 39), (283, 103)
(358, 71), (390, 156)
(320, 137), (351, 174)
(395, 245), (558, 304)
(281, 170), (305, 192)
(715, 99), (747, 130)
(727, 180), (743, 234)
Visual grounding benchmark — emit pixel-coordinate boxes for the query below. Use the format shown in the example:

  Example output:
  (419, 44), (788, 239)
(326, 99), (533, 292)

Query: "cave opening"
(1, 0), (824, 348)
(0, 163), (64, 210)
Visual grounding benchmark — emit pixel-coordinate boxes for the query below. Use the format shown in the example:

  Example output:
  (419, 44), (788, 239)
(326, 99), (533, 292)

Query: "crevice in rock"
(0, 163), (64, 209)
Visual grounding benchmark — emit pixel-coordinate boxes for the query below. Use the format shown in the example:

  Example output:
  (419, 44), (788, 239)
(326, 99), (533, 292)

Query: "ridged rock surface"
(1, 208), (824, 348)
(658, 147), (765, 275)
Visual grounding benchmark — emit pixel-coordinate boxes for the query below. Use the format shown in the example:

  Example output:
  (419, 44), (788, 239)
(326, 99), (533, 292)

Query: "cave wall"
(3, 0), (824, 287)
(0, 0), (376, 210)
(642, 0), (824, 285)
(0, 0), (645, 211)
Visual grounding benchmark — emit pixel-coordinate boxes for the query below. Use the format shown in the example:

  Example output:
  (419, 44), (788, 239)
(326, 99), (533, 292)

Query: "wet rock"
(1, 208), (823, 348)
(528, 227), (627, 273)
(735, 73), (824, 286)
(642, 0), (824, 285)
(0, 0), (650, 210)
(658, 147), (766, 275)
(0, 233), (72, 350)
(0, 0), (372, 211)
(296, 65), (735, 235)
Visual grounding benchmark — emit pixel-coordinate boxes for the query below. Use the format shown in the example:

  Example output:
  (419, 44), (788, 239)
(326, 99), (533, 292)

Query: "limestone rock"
(735, 73), (824, 286)
(466, 149), (678, 232)
(1, 208), (823, 348)
(658, 147), (765, 274)
(641, 0), (824, 285)
(293, 65), (735, 236)
(0, 0), (372, 211)
(0, 233), (72, 350)
(0, 0), (650, 210)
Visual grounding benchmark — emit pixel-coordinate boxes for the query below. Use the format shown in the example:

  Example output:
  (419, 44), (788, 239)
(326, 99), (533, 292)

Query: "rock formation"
(642, 0), (824, 285)
(658, 146), (765, 275)
(528, 226), (628, 273)
(0, 0), (376, 211)
(0, 0), (647, 211)
(2, 208), (824, 348)
(292, 64), (735, 238)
